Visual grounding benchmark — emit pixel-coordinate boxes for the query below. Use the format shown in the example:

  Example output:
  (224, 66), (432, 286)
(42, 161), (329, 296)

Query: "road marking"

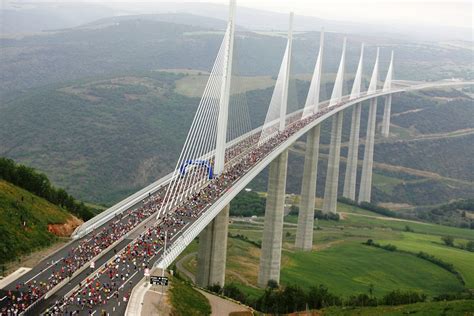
(0, 296), (7, 301)
(171, 222), (190, 242)
(119, 271), (138, 290)
(25, 258), (63, 284)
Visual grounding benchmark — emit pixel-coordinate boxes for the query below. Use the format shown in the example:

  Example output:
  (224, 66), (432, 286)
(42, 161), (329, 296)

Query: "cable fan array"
(158, 26), (252, 217)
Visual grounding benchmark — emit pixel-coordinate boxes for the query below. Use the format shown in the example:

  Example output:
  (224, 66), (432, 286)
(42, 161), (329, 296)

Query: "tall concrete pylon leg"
(343, 103), (362, 200)
(358, 47), (380, 203)
(258, 150), (288, 287)
(358, 98), (378, 203)
(381, 95), (392, 137)
(322, 111), (344, 213)
(196, 205), (229, 287)
(381, 51), (394, 138)
(295, 125), (320, 250)
(343, 43), (365, 200)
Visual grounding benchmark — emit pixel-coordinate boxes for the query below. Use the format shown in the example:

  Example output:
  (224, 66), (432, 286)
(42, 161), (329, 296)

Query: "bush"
(346, 293), (378, 307)
(314, 210), (340, 221)
(441, 235), (455, 247)
(223, 283), (247, 303)
(381, 290), (427, 305)
(228, 233), (261, 248)
(363, 239), (396, 251)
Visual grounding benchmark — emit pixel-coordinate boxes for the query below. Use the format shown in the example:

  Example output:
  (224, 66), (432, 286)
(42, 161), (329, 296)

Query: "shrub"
(441, 235), (454, 247)
(381, 290), (427, 305)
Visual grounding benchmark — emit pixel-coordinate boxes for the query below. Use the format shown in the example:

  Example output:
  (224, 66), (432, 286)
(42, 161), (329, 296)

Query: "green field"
(168, 276), (211, 316)
(322, 299), (474, 316)
(280, 241), (464, 296)
(173, 200), (474, 315)
(380, 232), (474, 289)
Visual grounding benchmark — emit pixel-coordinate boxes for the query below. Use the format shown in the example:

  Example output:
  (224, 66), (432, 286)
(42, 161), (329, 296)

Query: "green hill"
(0, 179), (78, 265)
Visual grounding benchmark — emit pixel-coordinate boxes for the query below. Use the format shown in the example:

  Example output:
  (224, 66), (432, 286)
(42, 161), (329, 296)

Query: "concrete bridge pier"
(359, 98), (378, 203)
(196, 204), (229, 288)
(322, 111), (344, 214)
(295, 125), (320, 251)
(381, 94), (392, 137)
(343, 103), (362, 200)
(258, 150), (288, 287)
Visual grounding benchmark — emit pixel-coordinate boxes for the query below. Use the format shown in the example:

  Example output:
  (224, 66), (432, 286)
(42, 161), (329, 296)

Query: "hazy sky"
(74, 0), (472, 28)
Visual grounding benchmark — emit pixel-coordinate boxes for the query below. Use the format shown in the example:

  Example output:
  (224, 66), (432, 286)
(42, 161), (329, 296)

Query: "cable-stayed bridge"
(1, 1), (473, 315)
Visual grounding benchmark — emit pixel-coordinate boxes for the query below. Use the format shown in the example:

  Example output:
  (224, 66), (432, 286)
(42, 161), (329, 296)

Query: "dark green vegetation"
(230, 191), (266, 217)
(0, 179), (72, 265)
(0, 157), (96, 220)
(168, 276), (212, 316)
(208, 282), (437, 314)
(322, 300), (474, 316)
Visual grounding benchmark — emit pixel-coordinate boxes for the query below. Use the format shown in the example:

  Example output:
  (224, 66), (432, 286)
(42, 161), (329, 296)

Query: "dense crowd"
(1, 98), (349, 316)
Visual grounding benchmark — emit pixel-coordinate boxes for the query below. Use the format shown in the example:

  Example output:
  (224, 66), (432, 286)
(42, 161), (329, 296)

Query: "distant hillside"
(0, 69), (472, 207)
(1, 18), (472, 99)
(0, 179), (82, 265)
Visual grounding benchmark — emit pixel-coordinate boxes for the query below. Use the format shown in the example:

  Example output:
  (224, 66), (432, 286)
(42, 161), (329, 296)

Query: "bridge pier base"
(196, 204), (229, 288)
(322, 111), (344, 214)
(381, 95), (392, 138)
(258, 150), (288, 287)
(295, 125), (320, 251)
(359, 98), (377, 203)
(343, 103), (362, 200)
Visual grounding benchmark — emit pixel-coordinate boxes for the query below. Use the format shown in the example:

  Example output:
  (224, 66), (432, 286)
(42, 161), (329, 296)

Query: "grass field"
(280, 241), (464, 297)
(322, 299), (474, 316)
(0, 180), (73, 265)
(379, 232), (474, 289)
(168, 276), (211, 316)
(174, 74), (276, 97)
(173, 199), (474, 313)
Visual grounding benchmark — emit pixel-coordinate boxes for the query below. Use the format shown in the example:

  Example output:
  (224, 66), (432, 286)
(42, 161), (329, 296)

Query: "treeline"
(416, 199), (474, 229)
(289, 206), (340, 221)
(205, 282), (452, 314)
(0, 157), (96, 220)
(229, 191), (266, 217)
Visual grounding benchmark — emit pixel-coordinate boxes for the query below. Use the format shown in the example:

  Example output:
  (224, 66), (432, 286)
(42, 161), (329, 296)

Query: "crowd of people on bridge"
(1, 97), (347, 315)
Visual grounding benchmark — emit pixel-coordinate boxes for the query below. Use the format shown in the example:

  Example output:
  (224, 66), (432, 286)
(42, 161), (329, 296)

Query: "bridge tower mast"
(258, 13), (294, 287)
(279, 12), (294, 131)
(295, 29), (324, 251)
(381, 51), (394, 137)
(322, 38), (347, 214)
(343, 43), (365, 201)
(359, 48), (380, 203)
(214, 0), (236, 175)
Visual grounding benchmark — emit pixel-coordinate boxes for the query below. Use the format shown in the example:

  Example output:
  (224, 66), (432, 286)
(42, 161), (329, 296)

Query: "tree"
(441, 236), (454, 247)
(267, 279), (279, 289)
(466, 241), (474, 252)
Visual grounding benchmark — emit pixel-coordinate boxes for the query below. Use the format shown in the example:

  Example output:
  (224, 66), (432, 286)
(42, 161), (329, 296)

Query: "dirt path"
(176, 252), (196, 283)
(196, 289), (252, 316)
(227, 271), (259, 289)
(341, 212), (430, 225)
